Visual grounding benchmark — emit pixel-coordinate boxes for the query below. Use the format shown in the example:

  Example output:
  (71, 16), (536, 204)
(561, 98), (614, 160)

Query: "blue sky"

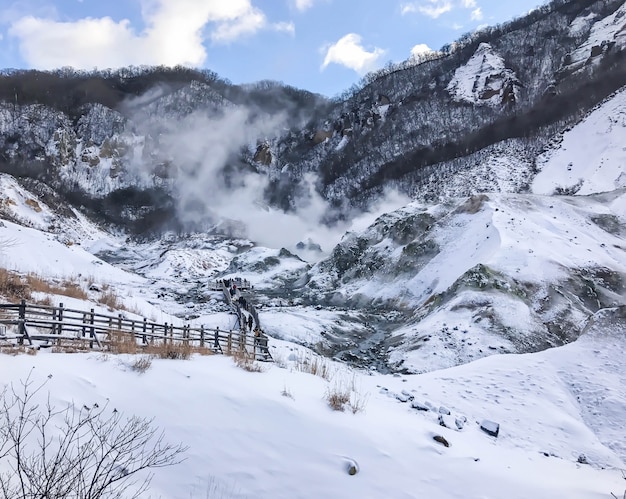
(0, 0), (547, 97)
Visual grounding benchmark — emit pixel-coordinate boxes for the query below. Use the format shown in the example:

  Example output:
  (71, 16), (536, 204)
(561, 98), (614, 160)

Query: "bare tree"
(0, 372), (187, 498)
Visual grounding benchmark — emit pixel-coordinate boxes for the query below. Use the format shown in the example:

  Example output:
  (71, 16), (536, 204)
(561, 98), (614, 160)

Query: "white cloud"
(209, 7), (267, 43)
(8, 0), (282, 69)
(273, 21), (295, 36)
(470, 7), (483, 20)
(321, 33), (385, 75)
(293, 0), (315, 11)
(401, 1), (452, 18)
(401, 0), (483, 20)
(410, 43), (432, 58)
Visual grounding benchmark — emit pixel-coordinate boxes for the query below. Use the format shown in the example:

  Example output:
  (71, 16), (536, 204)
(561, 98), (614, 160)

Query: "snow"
(1, 86), (626, 498)
(0, 323), (624, 498)
(533, 86), (626, 196)
(565, 2), (626, 70)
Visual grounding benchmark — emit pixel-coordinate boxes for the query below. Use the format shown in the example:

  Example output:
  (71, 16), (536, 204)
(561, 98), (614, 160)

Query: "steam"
(131, 99), (410, 262)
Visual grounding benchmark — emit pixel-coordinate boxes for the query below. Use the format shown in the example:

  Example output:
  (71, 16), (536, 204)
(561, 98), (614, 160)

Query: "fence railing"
(0, 300), (271, 361)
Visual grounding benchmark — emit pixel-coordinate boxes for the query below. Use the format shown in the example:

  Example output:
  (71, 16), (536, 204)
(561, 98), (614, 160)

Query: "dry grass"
(98, 289), (124, 311)
(325, 375), (368, 414)
(106, 330), (139, 354)
(144, 341), (213, 360)
(232, 349), (264, 372)
(0, 268), (90, 302)
(50, 339), (93, 353)
(26, 273), (88, 300)
(325, 385), (351, 411)
(0, 268), (31, 301)
(0, 344), (38, 356)
(295, 354), (332, 380)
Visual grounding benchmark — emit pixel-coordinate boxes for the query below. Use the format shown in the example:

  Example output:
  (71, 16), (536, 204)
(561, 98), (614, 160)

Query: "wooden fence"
(0, 300), (271, 361)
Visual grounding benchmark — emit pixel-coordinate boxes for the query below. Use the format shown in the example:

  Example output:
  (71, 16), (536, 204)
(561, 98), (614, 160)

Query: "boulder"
(480, 419), (500, 437)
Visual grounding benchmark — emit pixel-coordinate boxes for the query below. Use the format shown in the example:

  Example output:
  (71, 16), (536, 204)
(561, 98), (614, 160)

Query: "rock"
(480, 419), (500, 437)
(395, 393), (411, 403)
(455, 416), (467, 430)
(438, 406), (451, 415)
(411, 400), (430, 411)
(577, 453), (588, 464)
(433, 435), (450, 447)
(345, 459), (359, 475)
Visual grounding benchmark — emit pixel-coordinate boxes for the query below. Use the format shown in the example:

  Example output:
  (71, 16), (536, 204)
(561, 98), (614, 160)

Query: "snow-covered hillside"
(533, 86), (626, 195)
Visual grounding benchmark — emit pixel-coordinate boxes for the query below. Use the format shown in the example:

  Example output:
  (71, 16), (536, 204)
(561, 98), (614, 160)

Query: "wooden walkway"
(0, 299), (272, 361)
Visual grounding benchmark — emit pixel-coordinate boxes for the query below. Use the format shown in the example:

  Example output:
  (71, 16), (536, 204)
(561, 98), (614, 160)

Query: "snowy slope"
(533, 86), (626, 195)
(303, 190), (626, 370)
(564, 2), (626, 72)
(0, 309), (624, 498)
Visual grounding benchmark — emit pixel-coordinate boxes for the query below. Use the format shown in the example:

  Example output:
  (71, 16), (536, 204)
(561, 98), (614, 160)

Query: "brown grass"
(50, 339), (92, 353)
(326, 386), (351, 411)
(325, 375), (368, 414)
(106, 330), (139, 354)
(144, 341), (213, 360)
(0, 344), (38, 356)
(0, 268), (31, 301)
(0, 268), (90, 303)
(295, 354), (332, 380)
(232, 349), (263, 372)
(97, 290), (123, 311)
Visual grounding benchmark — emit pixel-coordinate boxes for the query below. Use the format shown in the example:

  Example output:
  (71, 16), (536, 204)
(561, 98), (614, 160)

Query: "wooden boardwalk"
(0, 299), (272, 361)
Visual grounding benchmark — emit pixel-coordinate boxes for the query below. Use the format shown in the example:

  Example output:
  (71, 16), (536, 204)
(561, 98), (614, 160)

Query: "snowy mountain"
(1, 2), (626, 496)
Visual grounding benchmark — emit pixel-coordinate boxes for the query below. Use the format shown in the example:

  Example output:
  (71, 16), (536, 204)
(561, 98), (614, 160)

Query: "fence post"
(142, 318), (147, 344)
(164, 322), (168, 345)
(118, 313), (123, 331)
(89, 309), (95, 348)
(18, 299), (26, 345)
(57, 303), (64, 339)
(200, 325), (205, 348)
(227, 331), (232, 354)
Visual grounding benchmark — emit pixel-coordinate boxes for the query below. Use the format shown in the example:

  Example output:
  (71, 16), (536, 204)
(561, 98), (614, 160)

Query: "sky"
(0, 0), (548, 97)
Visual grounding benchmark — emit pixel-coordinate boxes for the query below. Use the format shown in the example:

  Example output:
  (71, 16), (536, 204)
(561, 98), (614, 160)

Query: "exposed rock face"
(313, 130), (333, 145)
(560, 2), (626, 75)
(253, 143), (272, 165)
(446, 43), (521, 107)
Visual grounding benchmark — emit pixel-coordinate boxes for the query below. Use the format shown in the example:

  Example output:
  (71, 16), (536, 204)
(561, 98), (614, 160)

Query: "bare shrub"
(106, 330), (139, 354)
(0, 373), (187, 498)
(131, 355), (153, 373)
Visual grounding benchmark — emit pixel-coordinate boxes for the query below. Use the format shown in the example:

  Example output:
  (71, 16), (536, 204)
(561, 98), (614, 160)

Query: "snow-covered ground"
(0, 176), (625, 499)
(1, 312), (624, 498)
